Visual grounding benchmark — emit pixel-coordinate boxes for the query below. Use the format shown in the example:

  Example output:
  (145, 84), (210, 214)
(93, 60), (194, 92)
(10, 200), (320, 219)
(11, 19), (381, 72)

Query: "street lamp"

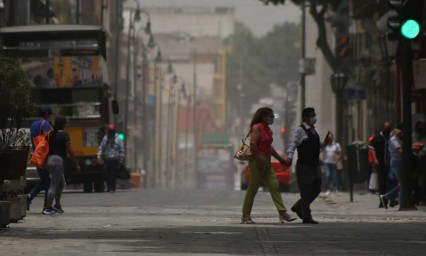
(331, 72), (347, 148)
(170, 74), (187, 188)
(133, 24), (154, 188)
(154, 59), (174, 188)
(331, 72), (347, 95)
(123, 1), (151, 176)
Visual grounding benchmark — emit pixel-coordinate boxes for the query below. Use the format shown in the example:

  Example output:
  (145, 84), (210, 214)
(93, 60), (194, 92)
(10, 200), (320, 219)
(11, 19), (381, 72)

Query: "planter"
(0, 201), (11, 227)
(18, 194), (27, 219)
(0, 147), (30, 181)
(9, 197), (21, 223)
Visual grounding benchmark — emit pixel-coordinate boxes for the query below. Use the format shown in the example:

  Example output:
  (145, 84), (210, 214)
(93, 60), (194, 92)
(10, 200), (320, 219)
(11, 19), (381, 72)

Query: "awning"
(0, 25), (106, 59)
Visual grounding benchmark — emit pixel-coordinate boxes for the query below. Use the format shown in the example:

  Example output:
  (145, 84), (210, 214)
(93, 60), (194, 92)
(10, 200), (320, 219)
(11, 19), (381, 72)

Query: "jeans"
(377, 164), (390, 205)
(323, 163), (337, 191)
(385, 159), (402, 200)
(104, 159), (120, 191)
(29, 167), (51, 208)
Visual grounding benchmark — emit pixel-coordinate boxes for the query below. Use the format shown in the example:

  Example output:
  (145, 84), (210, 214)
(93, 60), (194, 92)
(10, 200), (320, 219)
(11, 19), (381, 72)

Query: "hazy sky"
(137, 0), (301, 37)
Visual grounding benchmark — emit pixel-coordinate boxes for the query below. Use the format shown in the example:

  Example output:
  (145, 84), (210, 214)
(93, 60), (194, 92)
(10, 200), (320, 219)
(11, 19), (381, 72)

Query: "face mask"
(267, 116), (275, 125)
(309, 117), (317, 125)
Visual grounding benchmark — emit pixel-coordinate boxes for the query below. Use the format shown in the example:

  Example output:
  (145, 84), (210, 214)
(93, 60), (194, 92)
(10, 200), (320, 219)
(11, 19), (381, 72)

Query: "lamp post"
(300, 0), (306, 114)
(156, 61), (174, 188)
(170, 74), (187, 188)
(124, 3), (141, 170)
(134, 20), (154, 188)
(331, 72), (347, 143)
(331, 72), (347, 198)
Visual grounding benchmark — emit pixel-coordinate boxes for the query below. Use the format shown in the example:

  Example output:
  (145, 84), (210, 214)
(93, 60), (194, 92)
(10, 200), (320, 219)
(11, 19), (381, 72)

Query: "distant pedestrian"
(287, 107), (321, 224)
(97, 124), (125, 193)
(367, 135), (378, 194)
(27, 105), (53, 212)
(379, 128), (403, 209)
(241, 107), (296, 224)
(321, 131), (342, 195)
(369, 122), (394, 208)
(43, 116), (80, 214)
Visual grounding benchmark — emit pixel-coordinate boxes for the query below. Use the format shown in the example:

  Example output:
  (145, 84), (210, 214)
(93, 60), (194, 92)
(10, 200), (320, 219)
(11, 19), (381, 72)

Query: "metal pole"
(113, 0), (122, 122)
(300, 0), (306, 114)
(151, 63), (157, 189)
(192, 50), (198, 188)
(158, 69), (163, 188)
(76, 0), (80, 24)
(133, 37), (139, 175)
(142, 49), (148, 188)
(174, 86), (181, 188)
(165, 78), (173, 188)
(184, 95), (190, 188)
(400, 40), (416, 210)
(124, 10), (134, 168)
(45, 0), (50, 24)
(100, 0), (104, 25)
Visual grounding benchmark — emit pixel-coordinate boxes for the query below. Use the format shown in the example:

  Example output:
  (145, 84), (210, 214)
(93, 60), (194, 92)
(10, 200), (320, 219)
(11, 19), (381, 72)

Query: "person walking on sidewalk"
(370, 122), (394, 208)
(321, 131), (342, 195)
(27, 105), (53, 212)
(241, 107), (296, 224)
(286, 107), (321, 224)
(379, 128), (403, 209)
(97, 124), (125, 193)
(43, 116), (80, 214)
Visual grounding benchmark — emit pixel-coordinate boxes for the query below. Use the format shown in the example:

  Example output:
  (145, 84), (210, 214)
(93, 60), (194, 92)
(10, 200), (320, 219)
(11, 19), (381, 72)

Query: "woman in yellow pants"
(241, 107), (296, 224)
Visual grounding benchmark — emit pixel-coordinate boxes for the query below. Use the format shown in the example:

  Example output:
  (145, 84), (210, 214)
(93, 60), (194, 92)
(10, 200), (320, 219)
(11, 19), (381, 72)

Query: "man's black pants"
(292, 162), (322, 221)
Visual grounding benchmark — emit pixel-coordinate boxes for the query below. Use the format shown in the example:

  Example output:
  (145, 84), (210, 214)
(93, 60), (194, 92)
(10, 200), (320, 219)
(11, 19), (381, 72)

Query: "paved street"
(1, 189), (426, 256)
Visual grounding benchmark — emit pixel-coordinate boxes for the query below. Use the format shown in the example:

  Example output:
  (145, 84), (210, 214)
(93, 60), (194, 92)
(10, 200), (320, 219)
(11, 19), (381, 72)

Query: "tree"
(259, 0), (347, 73)
(226, 22), (300, 119)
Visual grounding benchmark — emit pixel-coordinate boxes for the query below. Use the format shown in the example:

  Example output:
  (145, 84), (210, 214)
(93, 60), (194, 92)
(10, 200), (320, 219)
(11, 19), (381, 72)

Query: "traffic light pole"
(400, 40), (416, 210)
(300, 0), (306, 115)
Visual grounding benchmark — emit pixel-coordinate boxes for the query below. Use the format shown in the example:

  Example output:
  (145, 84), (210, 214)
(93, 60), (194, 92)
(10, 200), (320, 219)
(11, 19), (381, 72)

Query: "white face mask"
(309, 117), (317, 125)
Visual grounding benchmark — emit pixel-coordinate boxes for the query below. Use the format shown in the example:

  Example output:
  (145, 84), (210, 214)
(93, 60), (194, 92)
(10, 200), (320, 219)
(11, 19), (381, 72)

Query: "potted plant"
(0, 55), (34, 182)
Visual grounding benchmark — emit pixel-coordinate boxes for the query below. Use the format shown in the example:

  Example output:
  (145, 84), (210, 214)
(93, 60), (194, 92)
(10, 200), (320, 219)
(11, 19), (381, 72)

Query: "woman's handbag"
(234, 131), (252, 161)
(30, 132), (50, 168)
(368, 171), (378, 191)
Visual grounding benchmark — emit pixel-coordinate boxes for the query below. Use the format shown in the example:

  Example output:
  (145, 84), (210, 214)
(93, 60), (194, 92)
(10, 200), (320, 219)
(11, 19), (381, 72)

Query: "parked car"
(240, 161), (292, 192)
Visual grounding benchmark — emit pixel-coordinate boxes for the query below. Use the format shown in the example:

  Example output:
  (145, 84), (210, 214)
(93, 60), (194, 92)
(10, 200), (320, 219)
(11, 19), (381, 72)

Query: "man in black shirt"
(286, 108), (321, 224)
(369, 122), (392, 208)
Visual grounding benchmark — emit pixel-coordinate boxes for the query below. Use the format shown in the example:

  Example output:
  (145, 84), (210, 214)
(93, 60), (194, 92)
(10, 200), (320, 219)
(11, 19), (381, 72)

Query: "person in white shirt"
(321, 132), (342, 195)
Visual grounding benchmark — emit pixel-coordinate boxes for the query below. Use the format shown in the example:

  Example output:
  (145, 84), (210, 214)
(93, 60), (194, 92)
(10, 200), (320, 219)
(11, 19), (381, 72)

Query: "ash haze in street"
(137, 0), (300, 36)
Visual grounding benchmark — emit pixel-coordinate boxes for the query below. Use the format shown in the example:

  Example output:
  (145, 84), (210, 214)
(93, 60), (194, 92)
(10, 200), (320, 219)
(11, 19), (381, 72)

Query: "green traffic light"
(118, 133), (125, 140)
(401, 19), (420, 39)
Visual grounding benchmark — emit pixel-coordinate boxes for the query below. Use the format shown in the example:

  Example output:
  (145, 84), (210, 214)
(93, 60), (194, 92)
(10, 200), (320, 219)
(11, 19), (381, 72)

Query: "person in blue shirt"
(27, 105), (53, 212)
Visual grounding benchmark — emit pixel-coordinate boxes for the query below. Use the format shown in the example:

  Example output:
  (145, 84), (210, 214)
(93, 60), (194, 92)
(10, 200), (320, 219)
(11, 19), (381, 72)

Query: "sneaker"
(42, 208), (59, 215)
(379, 195), (388, 209)
(53, 204), (64, 213)
(325, 190), (331, 196)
